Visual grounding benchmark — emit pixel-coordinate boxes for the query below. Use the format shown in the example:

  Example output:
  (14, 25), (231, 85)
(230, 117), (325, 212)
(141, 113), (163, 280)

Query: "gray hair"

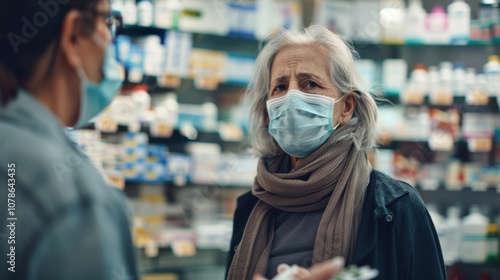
(247, 25), (379, 158)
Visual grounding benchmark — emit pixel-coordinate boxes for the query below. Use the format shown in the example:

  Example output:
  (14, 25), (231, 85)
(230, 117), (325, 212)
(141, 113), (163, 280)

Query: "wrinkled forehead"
(270, 44), (331, 81)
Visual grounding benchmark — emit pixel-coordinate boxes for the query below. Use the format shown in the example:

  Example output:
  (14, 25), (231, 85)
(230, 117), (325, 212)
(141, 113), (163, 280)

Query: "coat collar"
(371, 170), (410, 219)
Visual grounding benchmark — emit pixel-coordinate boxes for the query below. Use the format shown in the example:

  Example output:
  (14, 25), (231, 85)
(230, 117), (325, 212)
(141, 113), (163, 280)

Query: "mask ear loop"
(333, 94), (347, 129)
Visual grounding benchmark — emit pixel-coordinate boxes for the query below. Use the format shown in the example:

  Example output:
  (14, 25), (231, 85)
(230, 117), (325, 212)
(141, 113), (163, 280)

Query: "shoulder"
(234, 191), (259, 219)
(236, 190), (259, 207)
(0, 121), (113, 216)
(370, 170), (427, 218)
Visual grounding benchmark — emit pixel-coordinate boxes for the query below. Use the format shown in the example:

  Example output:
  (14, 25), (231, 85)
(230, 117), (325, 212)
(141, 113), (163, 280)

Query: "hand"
(253, 257), (345, 280)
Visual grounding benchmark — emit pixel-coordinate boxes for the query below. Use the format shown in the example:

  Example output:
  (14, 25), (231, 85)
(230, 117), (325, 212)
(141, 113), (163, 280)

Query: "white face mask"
(267, 90), (345, 158)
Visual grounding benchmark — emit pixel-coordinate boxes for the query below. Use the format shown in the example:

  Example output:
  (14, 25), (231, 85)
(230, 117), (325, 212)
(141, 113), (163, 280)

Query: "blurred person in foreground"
(0, 0), (340, 279)
(0, 0), (138, 279)
(226, 25), (446, 280)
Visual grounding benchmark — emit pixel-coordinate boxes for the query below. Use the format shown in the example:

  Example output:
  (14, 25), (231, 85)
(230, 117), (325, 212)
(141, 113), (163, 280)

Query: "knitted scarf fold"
(228, 124), (371, 280)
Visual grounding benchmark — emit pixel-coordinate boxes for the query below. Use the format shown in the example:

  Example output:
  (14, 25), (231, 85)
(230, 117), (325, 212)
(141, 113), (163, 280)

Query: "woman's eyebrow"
(271, 75), (289, 86)
(296, 72), (323, 81)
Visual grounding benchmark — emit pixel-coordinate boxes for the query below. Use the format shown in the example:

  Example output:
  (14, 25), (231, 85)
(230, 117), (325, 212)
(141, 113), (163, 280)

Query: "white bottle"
(405, 0), (427, 44)
(484, 55), (500, 95)
(111, 0), (124, 16)
(427, 204), (448, 257)
(140, 35), (162, 76)
(428, 66), (440, 104)
(444, 206), (461, 264)
(137, 0), (154, 27)
(154, 0), (173, 28)
(440, 61), (454, 95)
(123, 0), (137, 25)
(448, 0), (471, 45)
(453, 63), (467, 96)
(381, 0), (406, 44)
(460, 205), (489, 263)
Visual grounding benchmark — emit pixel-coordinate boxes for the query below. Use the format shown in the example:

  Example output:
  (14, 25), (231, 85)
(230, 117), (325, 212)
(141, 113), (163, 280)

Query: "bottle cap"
(431, 5), (446, 14)
(414, 63), (427, 71)
(488, 55), (499, 62)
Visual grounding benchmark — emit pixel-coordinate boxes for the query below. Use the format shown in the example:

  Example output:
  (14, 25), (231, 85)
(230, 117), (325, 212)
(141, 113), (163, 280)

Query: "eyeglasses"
(82, 10), (123, 40)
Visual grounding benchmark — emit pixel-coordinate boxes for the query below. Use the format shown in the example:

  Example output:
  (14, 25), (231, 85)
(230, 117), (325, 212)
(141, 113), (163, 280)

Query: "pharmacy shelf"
(136, 247), (227, 279)
(93, 123), (246, 145)
(125, 179), (252, 189)
(417, 185), (500, 219)
(120, 24), (259, 42)
(122, 75), (248, 94)
(120, 25), (500, 48)
(447, 262), (500, 280)
(380, 95), (500, 114)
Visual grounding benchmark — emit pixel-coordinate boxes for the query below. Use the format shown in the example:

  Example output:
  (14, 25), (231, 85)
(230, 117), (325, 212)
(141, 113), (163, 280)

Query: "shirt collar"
(0, 89), (68, 145)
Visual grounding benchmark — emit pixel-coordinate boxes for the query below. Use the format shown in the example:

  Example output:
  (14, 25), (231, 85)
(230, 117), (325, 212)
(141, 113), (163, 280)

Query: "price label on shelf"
(402, 91), (424, 105)
(95, 116), (118, 133)
(466, 90), (490, 105)
(159, 74), (181, 88)
(171, 240), (196, 257)
(145, 239), (159, 258)
(150, 121), (174, 138)
(467, 138), (492, 152)
(106, 173), (125, 190)
(431, 92), (453, 105)
(194, 75), (219, 90)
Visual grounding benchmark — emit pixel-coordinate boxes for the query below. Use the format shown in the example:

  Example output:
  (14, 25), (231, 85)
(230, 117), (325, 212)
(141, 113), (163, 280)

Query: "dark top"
(225, 170), (447, 280)
(0, 91), (139, 280)
(265, 210), (324, 279)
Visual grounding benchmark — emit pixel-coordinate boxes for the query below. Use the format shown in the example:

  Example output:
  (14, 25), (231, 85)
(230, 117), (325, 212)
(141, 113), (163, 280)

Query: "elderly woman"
(225, 25), (446, 280)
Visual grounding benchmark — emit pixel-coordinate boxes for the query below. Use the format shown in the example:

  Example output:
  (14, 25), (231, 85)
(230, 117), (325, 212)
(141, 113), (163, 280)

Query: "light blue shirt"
(0, 91), (139, 280)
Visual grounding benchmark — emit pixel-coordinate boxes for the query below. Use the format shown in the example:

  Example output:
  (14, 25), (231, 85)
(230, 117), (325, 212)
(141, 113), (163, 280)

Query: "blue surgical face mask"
(267, 90), (345, 158)
(74, 34), (123, 128)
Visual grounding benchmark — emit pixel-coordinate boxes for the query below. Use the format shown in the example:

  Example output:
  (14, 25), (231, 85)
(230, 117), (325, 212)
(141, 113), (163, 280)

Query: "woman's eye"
(273, 84), (287, 93)
(305, 81), (318, 88)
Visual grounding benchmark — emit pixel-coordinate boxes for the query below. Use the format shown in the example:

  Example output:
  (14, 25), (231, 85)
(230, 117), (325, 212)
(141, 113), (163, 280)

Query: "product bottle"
(486, 224), (499, 264)
(430, 62), (453, 105)
(401, 64), (427, 104)
(427, 204), (448, 256)
(480, 0), (500, 23)
(406, 0), (427, 44)
(111, 0), (124, 16)
(445, 206), (461, 264)
(137, 0), (154, 27)
(123, 0), (138, 25)
(151, 93), (178, 137)
(460, 205), (489, 263)
(428, 66), (441, 104)
(453, 63), (467, 96)
(484, 55), (500, 95)
(448, 0), (471, 45)
(153, 0), (173, 28)
(381, 0), (405, 44)
(425, 5), (450, 44)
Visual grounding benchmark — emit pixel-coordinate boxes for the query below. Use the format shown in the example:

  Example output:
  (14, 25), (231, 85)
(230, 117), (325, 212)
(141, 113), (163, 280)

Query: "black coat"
(225, 170), (447, 280)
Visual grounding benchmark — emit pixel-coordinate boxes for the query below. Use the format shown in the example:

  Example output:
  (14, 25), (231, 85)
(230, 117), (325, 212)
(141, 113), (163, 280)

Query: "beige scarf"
(227, 124), (372, 280)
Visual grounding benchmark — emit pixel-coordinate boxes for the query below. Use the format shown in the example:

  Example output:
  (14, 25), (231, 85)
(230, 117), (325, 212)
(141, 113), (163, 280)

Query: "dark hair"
(0, 0), (101, 105)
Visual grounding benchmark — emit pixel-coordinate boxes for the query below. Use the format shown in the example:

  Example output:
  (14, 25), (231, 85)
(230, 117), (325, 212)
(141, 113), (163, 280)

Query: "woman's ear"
(59, 10), (85, 69)
(340, 93), (357, 124)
